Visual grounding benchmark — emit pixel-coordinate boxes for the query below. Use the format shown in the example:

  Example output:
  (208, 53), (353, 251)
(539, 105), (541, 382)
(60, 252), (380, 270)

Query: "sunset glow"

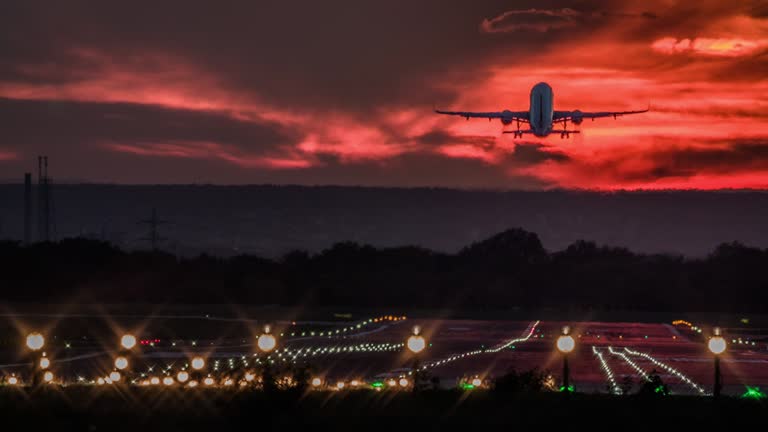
(0, 1), (766, 189)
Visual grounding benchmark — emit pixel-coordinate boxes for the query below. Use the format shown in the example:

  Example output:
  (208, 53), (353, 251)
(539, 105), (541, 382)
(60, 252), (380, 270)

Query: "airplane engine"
(501, 109), (513, 125)
(571, 109), (583, 125)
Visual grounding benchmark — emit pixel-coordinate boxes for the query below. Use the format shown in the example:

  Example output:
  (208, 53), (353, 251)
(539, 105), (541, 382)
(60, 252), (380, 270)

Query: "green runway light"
(461, 383), (476, 390)
(742, 386), (766, 400)
(559, 385), (574, 393)
(371, 381), (384, 388)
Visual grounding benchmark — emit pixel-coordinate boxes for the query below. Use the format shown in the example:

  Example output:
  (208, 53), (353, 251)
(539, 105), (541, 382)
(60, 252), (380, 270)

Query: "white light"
(43, 371), (54, 383)
(258, 334), (277, 352)
(557, 335), (575, 354)
(471, 378), (482, 387)
(336, 381), (345, 389)
(244, 372), (255, 382)
(311, 377), (322, 387)
(350, 379), (359, 386)
(39, 357), (50, 369)
(177, 371), (189, 382)
(388, 379), (397, 387)
(109, 371), (121, 382)
(191, 357), (205, 370)
(709, 336), (726, 355)
(114, 356), (129, 370)
(223, 378), (234, 386)
(204, 377), (215, 386)
(120, 334), (137, 350)
(407, 335), (426, 354)
(97, 377), (105, 385)
(8, 376), (18, 385)
(150, 377), (160, 385)
(26, 333), (45, 351)
(163, 377), (174, 386)
(399, 378), (409, 387)
(188, 380), (198, 387)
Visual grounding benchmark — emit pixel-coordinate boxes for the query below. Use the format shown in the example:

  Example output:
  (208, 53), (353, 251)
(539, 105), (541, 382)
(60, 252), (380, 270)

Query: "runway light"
(43, 371), (54, 383)
(97, 377), (105, 385)
(191, 356), (205, 370)
(399, 378), (409, 387)
(109, 371), (121, 382)
(244, 372), (255, 382)
(388, 379), (397, 387)
(26, 333), (45, 351)
(336, 381), (345, 389)
(311, 377), (322, 387)
(177, 371), (189, 383)
(350, 379), (359, 386)
(471, 378), (482, 387)
(8, 376), (18, 385)
(204, 377), (215, 386)
(150, 377), (160, 385)
(121, 334), (137, 350)
(39, 356), (50, 369)
(223, 378), (234, 386)
(163, 377), (174, 386)
(114, 356), (129, 370)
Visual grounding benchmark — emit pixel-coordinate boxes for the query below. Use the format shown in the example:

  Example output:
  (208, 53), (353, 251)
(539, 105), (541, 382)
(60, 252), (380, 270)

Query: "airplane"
(435, 82), (648, 138)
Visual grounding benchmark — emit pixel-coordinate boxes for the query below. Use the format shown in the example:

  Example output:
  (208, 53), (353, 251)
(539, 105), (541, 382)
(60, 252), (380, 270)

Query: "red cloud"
(652, 37), (768, 57)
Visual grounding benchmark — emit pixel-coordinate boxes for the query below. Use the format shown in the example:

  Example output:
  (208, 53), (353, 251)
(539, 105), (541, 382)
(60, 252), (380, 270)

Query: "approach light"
(163, 377), (174, 386)
(177, 371), (189, 383)
(39, 356), (50, 370)
(8, 376), (19, 385)
(114, 356), (129, 370)
(336, 381), (345, 389)
(204, 377), (215, 386)
(471, 378), (482, 387)
(311, 377), (322, 387)
(257, 327), (277, 353)
(120, 334), (137, 350)
(109, 371), (121, 382)
(43, 371), (54, 383)
(188, 380), (199, 388)
(399, 378), (409, 387)
(26, 333), (45, 351)
(150, 377), (160, 385)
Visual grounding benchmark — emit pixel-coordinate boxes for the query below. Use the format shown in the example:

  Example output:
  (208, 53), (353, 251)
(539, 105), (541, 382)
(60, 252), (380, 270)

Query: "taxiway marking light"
(26, 333), (45, 351)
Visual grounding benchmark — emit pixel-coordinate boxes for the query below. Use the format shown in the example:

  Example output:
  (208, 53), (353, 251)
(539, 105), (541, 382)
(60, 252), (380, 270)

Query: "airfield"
(1, 313), (767, 397)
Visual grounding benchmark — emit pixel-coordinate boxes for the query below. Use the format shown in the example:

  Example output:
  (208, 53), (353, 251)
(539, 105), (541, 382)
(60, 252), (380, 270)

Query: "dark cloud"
(0, 97), (302, 162)
(511, 143), (571, 164)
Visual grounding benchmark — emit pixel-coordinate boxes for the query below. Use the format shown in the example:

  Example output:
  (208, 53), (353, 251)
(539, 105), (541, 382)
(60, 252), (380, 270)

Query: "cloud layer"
(1, 0), (767, 189)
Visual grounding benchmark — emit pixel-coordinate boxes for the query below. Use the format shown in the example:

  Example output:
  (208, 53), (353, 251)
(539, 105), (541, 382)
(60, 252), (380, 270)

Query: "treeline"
(0, 228), (766, 312)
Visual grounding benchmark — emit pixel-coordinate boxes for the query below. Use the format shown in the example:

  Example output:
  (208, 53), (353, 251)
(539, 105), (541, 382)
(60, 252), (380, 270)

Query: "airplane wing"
(554, 106), (649, 121)
(435, 109), (529, 123)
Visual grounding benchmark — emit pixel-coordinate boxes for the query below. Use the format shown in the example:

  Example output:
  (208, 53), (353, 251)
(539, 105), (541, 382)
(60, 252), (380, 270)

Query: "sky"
(0, 0), (767, 189)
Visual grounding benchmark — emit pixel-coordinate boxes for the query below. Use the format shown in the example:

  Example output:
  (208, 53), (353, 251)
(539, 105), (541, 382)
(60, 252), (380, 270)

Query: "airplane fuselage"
(529, 82), (554, 137)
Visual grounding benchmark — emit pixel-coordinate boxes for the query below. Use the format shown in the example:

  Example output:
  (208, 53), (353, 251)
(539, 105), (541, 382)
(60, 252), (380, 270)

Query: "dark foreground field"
(2, 388), (766, 430)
